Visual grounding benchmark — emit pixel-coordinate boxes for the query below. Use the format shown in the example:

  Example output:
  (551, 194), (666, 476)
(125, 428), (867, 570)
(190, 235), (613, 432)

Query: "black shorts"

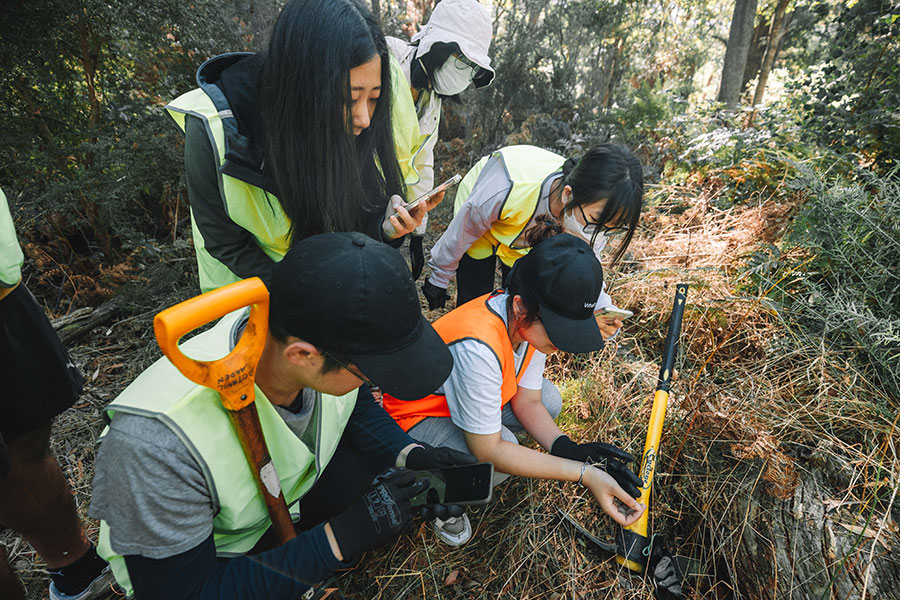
(0, 284), (82, 476)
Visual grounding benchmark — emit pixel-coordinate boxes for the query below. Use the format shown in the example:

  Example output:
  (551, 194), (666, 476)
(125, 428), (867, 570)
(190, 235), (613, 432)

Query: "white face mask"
(432, 58), (476, 96)
(563, 209), (608, 254)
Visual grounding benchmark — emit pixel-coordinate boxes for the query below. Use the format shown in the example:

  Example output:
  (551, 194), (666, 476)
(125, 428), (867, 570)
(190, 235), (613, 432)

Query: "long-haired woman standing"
(167, 0), (432, 291)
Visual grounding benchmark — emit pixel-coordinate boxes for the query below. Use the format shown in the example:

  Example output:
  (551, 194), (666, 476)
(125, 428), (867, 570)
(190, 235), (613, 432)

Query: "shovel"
(154, 277), (296, 544)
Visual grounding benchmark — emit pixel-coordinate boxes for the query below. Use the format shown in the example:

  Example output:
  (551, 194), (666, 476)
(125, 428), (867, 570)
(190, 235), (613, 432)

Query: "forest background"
(0, 0), (898, 598)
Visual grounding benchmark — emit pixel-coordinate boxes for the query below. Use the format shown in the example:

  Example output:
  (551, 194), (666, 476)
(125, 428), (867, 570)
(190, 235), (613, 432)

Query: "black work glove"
(422, 280), (449, 310)
(649, 545), (685, 600)
(550, 435), (643, 499)
(328, 468), (427, 560)
(405, 444), (477, 521)
(422, 281), (450, 310)
(409, 235), (425, 280)
(405, 444), (478, 471)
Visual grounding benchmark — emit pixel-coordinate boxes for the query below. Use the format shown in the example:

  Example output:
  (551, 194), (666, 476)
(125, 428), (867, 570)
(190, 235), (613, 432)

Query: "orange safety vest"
(383, 292), (536, 431)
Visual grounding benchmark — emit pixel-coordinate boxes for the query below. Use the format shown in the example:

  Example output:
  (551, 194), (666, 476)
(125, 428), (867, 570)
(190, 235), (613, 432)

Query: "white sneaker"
(48, 565), (115, 600)
(432, 514), (472, 546)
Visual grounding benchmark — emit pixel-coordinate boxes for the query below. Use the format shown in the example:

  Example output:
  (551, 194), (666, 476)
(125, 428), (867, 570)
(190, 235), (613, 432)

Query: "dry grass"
(4, 177), (898, 599)
(338, 180), (899, 599)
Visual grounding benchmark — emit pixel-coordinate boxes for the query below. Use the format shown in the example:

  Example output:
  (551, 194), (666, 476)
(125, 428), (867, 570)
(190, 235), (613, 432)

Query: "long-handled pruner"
(559, 284), (690, 599)
(154, 277), (297, 544)
(616, 283), (688, 573)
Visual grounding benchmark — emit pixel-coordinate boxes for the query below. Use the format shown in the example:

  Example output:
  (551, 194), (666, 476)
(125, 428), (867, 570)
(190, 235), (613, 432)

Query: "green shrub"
(751, 167), (900, 403)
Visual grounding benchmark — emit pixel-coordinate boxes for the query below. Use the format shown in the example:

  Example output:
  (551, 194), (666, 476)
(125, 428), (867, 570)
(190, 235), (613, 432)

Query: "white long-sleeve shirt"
(427, 154), (618, 311)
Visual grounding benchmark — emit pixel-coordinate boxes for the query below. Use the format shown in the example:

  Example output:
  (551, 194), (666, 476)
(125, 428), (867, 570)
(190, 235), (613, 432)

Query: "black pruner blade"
(557, 509), (688, 600)
(557, 508), (616, 553)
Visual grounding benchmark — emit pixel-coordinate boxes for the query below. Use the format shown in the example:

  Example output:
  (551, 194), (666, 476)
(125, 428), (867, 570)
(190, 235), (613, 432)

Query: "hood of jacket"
(410, 0), (494, 88)
(195, 52), (276, 195)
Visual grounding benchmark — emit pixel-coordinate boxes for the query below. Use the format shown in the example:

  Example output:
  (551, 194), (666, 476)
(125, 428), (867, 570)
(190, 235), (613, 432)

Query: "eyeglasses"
(323, 350), (375, 388)
(576, 204), (630, 238)
(451, 53), (481, 77)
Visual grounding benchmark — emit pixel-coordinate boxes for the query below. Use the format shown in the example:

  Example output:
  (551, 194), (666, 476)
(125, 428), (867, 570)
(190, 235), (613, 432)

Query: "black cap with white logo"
(507, 235), (605, 354)
(269, 232), (452, 400)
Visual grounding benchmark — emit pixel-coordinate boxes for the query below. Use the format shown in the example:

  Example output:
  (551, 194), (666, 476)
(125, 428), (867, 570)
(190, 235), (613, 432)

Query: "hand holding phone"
(382, 174), (462, 238)
(410, 462), (494, 507)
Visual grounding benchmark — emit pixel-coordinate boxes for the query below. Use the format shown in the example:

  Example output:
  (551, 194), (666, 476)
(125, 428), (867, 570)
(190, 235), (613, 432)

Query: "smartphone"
(410, 462), (494, 507)
(594, 307), (634, 320)
(385, 173), (462, 223)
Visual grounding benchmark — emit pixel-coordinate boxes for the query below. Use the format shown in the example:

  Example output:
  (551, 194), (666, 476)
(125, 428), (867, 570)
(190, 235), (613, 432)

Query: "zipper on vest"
(314, 393), (323, 476)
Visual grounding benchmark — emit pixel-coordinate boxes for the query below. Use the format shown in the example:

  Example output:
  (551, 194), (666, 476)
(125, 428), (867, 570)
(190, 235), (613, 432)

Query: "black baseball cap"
(269, 232), (452, 400)
(506, 235), (605, 354)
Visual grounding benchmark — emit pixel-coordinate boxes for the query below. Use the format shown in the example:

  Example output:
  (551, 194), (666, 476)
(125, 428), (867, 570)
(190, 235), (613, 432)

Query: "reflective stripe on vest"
(166, 54), (419, 292)
(97, 310), (357, 596)
(165, 89), (291, 293)
(0, 189), (24, 288)
(382, 292), (535, 431)
(454, 146), (565, 267)
(389, 56), (428, 192)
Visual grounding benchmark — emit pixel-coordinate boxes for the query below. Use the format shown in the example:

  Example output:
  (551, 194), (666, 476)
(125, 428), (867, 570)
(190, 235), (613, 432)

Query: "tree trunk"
(752, 0), (791, 106)
(76, 13), (101, 128)
(725, 457), (900, 599)
(370, 0), (381, 19)
(741, 17), (769, 94)
(717, 0), (759, 107)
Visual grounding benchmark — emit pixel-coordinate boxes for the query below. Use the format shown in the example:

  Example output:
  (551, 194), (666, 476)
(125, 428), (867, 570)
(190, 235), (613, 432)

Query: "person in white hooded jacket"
(422, 144), (643, 340)
(387, 0), (495, 279)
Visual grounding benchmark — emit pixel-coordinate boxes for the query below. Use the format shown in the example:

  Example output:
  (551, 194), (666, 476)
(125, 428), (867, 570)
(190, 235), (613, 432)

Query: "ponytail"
(523, 213), (564, 247)
(561, 157), (579, 181)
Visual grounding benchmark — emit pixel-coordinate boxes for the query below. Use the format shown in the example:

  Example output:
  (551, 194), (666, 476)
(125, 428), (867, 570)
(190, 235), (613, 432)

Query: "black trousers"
(456, 253), (512, 306)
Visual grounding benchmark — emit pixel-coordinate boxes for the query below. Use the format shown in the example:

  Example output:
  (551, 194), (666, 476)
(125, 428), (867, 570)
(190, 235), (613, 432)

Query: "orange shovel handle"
(153, 278), (297, 544)
(154, 278), (269, 411)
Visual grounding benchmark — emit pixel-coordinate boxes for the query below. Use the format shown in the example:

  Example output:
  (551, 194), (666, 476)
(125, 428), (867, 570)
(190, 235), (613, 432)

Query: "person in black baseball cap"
(90, 232), (476, 600)
(269, 231), (452, 400)
(382, 232), (644, 547)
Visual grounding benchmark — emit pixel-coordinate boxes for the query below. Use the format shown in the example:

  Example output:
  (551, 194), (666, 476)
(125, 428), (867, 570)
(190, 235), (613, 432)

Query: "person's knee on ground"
(541, 378), (562, 420)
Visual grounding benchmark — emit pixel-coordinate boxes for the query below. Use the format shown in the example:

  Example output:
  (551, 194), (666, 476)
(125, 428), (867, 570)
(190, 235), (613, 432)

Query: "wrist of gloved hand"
(405, 444), (478, 471)
(551, 435), (643, 499)
(328, 468), (427, 560)
(550, 435), (635, 464)
(550, 435), (582, 461)
(422, 280), (449, 310)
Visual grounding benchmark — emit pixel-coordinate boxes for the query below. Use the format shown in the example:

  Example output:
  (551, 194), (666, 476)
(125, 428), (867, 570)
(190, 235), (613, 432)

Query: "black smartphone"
(410, 462), (494, 507)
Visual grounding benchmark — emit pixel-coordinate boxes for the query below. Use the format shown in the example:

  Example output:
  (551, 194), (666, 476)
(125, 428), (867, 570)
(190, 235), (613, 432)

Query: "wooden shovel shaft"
(229, 405), (297, 542)
(154, 278), (296, 545)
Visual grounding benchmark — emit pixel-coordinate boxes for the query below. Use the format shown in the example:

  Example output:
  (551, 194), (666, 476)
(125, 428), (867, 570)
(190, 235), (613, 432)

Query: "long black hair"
(558, 144), (643, 265)
(258, 0), (404, 242)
